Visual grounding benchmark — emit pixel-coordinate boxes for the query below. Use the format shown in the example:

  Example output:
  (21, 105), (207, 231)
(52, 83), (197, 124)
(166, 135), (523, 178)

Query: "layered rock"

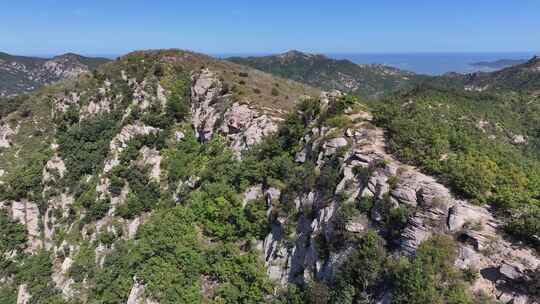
(8, 200), (42, 252)
(103, 123), (160, 173)
(255, 94), (540, 303)
(190, 69), (278, 155)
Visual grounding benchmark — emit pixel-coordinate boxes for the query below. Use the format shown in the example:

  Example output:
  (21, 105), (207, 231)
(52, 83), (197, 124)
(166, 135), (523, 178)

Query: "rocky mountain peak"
(279, 49), (310, 59)
(526, 55), (540, 70)
(0, 52), (110, 96)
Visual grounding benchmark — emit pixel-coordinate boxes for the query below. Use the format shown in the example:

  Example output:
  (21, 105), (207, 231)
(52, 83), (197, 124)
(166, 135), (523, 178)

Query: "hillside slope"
(228, 50), (421, 99)
(0, 52), (110, 96)
(428, 55), (540, 94)
(0, 49), (538, 304)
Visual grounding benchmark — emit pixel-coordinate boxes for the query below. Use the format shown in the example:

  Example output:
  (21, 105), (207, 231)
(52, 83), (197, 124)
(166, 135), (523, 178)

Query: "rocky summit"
(0, 52), (110, 96)
(0, 49), (538, 304)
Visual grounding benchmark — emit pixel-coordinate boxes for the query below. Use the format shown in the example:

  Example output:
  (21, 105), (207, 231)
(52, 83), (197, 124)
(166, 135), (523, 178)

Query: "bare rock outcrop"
(220, 103), (278, 155)
(190, 69), (278, 155)
(103, 124), (160, 173)
(138, 147), (162, 182)
(127, 278), (159, 304)
(0, 122), (17, 148)
(9, 200), (42, 252)
(16, 284), (30, 304)
(191, 69), (224, 142)
(257, 93), (540, 303)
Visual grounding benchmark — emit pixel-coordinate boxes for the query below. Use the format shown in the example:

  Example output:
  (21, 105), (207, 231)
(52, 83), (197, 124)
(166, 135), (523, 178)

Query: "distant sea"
(219, 52), (537, 76)
(33, 51), (537, 76)
(327, 52), (538, 75)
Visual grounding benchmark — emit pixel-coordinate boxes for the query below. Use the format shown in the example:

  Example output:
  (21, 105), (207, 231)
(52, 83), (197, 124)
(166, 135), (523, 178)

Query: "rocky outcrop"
(191, 69), (224, 142)
(219, 103), (278, 155)
(16, 284), (30, 304)
(0, 122), (17, 148)
(256, 93), (540, 303)
(103, 124), (160, 173)
(53, 92), (80, 114)
(511, 134), (528, 145)
(51, 254), (75, 299)
(81, 97), (112, 119)
(138, 147), (162, 182)
(127, 278), (159, 304)
(7, 200), (42, 252)
(190, 69), (278, 155)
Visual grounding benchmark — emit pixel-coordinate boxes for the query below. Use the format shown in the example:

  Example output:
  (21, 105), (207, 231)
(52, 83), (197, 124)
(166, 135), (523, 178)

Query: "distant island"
(470, 58), (527, 69)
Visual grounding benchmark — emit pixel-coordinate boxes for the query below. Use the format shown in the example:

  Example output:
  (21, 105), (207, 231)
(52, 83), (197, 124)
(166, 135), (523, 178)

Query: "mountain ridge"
(0, 49), (538, 304)
(227, 50), (421, 99)
(0, 51), (111, 96)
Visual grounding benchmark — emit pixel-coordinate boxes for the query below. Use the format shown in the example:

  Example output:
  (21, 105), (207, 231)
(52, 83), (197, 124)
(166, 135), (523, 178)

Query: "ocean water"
(219, 52), (537, 76)
(325, 52), (536, 75)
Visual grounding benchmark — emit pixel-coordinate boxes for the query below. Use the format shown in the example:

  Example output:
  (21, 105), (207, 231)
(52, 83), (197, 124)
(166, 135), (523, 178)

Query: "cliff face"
(0, 50), (537, 304)
(252, 94), (538, 303)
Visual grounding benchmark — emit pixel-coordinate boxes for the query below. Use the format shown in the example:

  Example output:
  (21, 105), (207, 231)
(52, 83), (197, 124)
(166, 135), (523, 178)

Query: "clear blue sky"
(1, 0), (539, 56)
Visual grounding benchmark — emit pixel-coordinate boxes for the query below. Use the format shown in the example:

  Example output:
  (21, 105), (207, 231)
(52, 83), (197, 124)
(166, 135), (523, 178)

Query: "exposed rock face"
(220, 103), (278, 155)
(139, 147), (162, 182)
(51, 255), (75, 299)
(190, 69), (278, 155)
(42, 155), (67, 182)
(0, 122), (17, 148)
(16, 284), (30, 304)
(243, 184), (263, 207)
(256, 93), (539, 303)
(42, 154), (74, 249)
(511, 134), (528, 145)
(127, 279), (159, 304)
(103, 124), (160, 173)
(53, 92), (81, 114)
(81, 97), (112, 119)
(191, 69), (223, 142)
(7, 200), (42, 252)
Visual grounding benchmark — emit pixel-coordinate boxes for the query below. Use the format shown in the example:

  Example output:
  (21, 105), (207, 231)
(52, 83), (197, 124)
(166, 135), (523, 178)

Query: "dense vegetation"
(1, 49), (538, 304)
(426, 56), (540, 93)
(372, 86), (540, 249)
(228, 50), (421, 99)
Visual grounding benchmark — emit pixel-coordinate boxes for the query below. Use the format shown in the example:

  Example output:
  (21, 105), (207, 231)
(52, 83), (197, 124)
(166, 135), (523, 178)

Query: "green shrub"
(166, 75), (191, 122)
(69, 243), (96, 283)
(58, 113), (121, 183)
(84, 198), (111, 223)
(109, 175), (125, 196)
(16, 251), (64, 303)
(332, 231), (387, 303)
(391, 235), (473, 304)
(0, 210), (27, 255)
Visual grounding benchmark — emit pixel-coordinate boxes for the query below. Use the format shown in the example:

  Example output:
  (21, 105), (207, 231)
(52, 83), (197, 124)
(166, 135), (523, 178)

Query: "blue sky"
(1, 0), (539, 56)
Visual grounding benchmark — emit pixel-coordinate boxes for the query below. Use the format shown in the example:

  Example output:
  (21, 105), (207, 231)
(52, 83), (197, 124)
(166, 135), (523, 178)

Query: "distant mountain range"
(0, 52), (110, 96)
(470, 58), (528, 69)
(227, 50), (423, 99)
(429, 55), (540, 93)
